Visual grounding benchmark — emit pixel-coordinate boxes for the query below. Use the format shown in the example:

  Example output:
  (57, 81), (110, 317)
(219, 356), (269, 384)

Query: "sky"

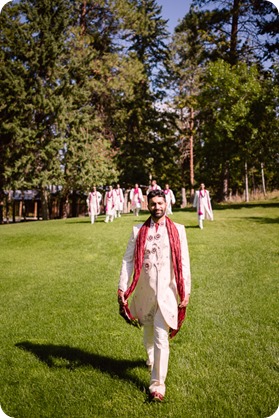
(156, 0), (193, 33)
(157, 0), (279, 34)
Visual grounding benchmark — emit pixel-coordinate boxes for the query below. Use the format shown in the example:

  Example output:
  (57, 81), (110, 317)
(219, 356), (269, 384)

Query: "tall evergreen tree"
(169, 8), (206, 198)
(0, 0), (73, 219)
(114, 0), (173, 186)
(191, 0), (279, 66)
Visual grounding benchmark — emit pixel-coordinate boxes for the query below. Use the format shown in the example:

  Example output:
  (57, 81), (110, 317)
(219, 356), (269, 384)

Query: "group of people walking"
(87, 184), (124, 224)
(87, 180), (178, 224)
(87, 180), (213, 228)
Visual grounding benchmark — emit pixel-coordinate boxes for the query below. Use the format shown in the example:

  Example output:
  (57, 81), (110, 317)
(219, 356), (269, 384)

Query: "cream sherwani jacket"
(118, 220), (191, 330)
(193, 190), (213, 220)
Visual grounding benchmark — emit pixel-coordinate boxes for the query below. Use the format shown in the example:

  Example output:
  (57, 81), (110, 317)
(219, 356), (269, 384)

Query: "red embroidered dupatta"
(121, 216), (187, 338)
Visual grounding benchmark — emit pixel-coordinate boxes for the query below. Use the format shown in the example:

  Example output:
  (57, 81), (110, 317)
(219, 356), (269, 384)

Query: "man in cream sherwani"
(193, 183), (213, 229)
(114, 184), (124, 218)
(118, 190), (191, 402)
(129, 183), (144, 216)
(87, 186), (102, 224)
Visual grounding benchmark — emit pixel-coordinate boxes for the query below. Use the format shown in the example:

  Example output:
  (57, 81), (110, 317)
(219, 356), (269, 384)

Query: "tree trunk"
(0, 189), (4, 224)
(222, 161), (229, 201)
(72, 190), (78, 218)
(80, 1), (87, 36)
(244, 161), (249, 202)
(261, 163), (266, 196)
(60, 193), (70, 219)
(41, 188), (50, 220)
(181, 187), (187, 208)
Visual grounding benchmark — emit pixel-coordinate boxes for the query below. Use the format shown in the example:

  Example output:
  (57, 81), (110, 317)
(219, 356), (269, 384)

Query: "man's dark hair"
(147, 189), (166, 203)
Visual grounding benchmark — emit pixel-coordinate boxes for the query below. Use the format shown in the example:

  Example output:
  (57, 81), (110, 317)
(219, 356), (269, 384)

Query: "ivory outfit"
(164, 189), (176, 215)
(88, 191), (102, 224)
(118, 219), (191, 396)
(114, 188), (124, 217)
(129, 187), (144, 216)
(104, 190), (115, 222)
(193, 189), (213, 229)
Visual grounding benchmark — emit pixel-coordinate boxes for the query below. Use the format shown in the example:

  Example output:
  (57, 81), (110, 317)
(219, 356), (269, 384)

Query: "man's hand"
(117, 289), (127, 306)
(179, 294), (190, 308)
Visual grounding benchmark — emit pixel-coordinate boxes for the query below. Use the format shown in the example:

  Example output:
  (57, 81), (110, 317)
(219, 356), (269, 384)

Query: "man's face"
(148, 196), (166, 220)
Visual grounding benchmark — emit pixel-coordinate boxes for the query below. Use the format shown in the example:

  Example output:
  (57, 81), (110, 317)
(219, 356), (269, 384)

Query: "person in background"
(118, 190), (191, 402)
(193, 183), (213, 229)
(130, 183), (144, 216)
(147, 179), (161, 195)
(114, 184), (124, 218)
(87, 186), (102, 224)
(104, 185), (115, 223)
(164, 184), (176, 215)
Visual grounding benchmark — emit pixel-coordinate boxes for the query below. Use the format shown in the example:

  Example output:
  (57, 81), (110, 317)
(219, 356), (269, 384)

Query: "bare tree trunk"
(12, 191), (16, 223)
(244, 161), (249, 202)
(72, 190), (78, 218)
(261, 163), (266, 196)
(5, 191), (12, 223)
(41, 188), (50, 220)
(0, 190), (4, 224)
(222, 161), (229, 201)
(181, 187), (187, 208)
(60, 193), (70, 219)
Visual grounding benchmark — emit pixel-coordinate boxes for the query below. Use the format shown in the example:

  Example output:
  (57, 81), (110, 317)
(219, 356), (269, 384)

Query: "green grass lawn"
(0, 201), (278, 418)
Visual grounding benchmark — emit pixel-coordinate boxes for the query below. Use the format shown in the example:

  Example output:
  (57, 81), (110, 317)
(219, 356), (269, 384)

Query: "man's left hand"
(179, 294), (190, 308)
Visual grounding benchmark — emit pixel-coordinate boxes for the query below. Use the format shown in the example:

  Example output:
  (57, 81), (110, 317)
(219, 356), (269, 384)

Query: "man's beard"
(150, 209), (165, 219)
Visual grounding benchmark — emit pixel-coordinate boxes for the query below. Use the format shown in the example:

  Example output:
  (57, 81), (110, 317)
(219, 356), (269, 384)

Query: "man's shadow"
(16, 341), (147, 390)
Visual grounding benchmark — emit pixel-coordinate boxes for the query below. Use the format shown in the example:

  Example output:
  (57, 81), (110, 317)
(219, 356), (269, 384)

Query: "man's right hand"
(117, 289), (127, 306)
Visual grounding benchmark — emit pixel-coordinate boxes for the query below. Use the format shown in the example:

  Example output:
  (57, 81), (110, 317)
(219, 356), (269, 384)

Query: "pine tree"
(191, 0), (279, 66)
(114, 0), (173, 186)
(0, 0), (73, 219)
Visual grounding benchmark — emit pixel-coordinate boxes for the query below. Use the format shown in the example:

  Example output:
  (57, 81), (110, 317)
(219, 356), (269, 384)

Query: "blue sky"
(157, 0), (192, 33)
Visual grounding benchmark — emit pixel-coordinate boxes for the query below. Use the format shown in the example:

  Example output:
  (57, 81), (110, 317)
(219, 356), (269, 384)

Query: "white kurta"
(114, 188), (124, 212)
(193, 190), (213, 221)
(118, 219), (191, 330)
(164, 189), (175, 215)
(88, 191), (102, 216)
(104, 191), (115, 216)
(130, 188), (144, 210)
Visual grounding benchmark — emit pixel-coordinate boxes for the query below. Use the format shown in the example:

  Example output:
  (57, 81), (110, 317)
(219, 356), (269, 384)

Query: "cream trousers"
(143, 306), (169, 396)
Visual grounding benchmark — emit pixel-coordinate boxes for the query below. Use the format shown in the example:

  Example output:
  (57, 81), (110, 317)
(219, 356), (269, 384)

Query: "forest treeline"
(0, 0), (278, 220)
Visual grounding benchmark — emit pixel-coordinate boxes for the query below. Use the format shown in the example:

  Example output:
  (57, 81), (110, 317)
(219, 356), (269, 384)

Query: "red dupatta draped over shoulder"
(123, 216), (187, 339)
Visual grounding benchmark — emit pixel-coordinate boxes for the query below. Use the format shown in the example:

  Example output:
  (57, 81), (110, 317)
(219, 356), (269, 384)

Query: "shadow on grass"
(213, 201), (279, 211)
(15, 341), (147, 389)
(245, 216), (279, 224)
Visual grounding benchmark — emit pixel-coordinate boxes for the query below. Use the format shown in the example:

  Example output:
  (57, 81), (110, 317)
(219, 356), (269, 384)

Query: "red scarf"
(124, 216), (186, 338)
(133, 188), (140, 203)
(116, 189), (123, 202)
